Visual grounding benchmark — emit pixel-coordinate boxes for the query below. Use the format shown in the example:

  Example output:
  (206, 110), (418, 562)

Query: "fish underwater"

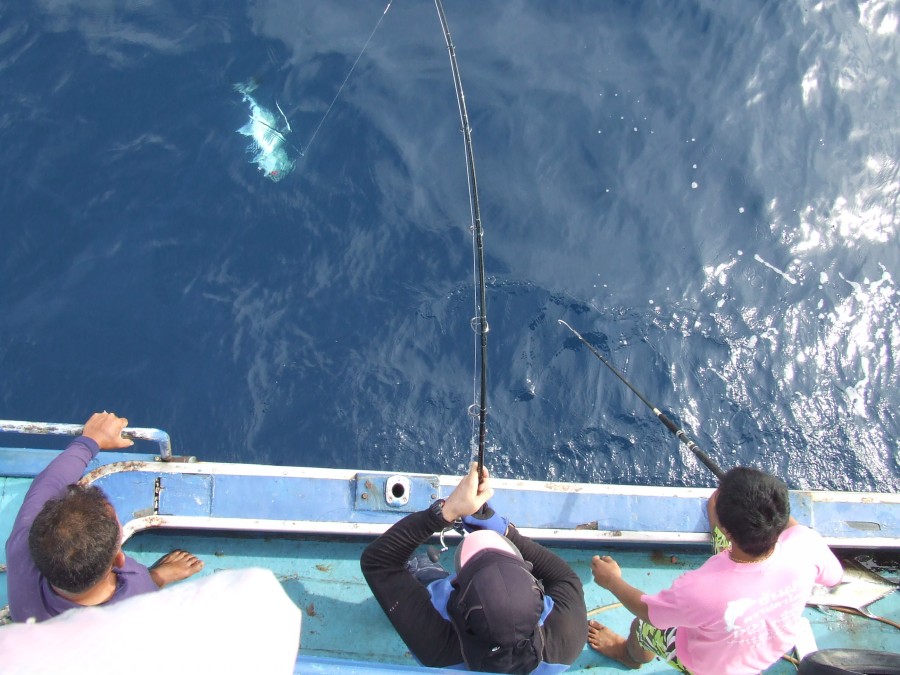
(234, 81), (296, 182)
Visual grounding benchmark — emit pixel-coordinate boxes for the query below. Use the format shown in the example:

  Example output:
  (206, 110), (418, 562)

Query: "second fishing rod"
(558, 320), (725, 481)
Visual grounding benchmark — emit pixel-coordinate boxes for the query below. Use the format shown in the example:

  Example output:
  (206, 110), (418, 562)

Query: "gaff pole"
(558, 320), (725, 481)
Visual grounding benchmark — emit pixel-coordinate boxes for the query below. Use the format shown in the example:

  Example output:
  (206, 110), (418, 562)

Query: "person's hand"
(591, 555), (622, 589)
(707, 488), (720, 529)
(82, 411), (134, 450)
(462, 502), (509, 536)
(441, 462), (493, 522)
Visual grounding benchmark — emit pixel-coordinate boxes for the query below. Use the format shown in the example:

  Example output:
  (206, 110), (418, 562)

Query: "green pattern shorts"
(629, 525), (726, 674)
(635, 620), (690, 674)
(711, 525), (730, 554)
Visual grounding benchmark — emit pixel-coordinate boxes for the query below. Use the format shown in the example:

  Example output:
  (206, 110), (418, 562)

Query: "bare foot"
(588, 620), (642, 669)
(149, 549), (204, 587)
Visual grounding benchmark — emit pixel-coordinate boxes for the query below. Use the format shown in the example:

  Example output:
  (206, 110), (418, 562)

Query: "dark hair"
(28, 485), (121, 594)
(715, 467), (790, 556)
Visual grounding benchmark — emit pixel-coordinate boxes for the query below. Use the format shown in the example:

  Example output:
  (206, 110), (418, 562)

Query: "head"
(715, 467), (790, 556)
(28, 485), (122, 595)
(449, 531), (545, 674)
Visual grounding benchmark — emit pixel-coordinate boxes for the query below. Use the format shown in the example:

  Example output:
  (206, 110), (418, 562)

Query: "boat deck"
(1, 446), (899, 672)
(112, 529), (900, 672)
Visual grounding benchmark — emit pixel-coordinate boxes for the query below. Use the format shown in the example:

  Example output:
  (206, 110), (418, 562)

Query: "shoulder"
(655, 553), (730, 596)
(778, 523), (826, 547)
(778, 524), (842, 584)
(780, 523), (813, 538)
(113, 556), (159, 598)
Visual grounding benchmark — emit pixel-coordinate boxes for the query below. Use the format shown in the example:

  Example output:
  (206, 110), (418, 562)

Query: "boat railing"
(0, 419), (180, 462)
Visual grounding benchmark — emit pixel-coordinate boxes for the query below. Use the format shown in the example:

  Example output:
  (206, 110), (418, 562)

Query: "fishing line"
(300, 0), (393, 156)
(249, 115), (304, 157)
(435, 0), (489, 479)
(558, 320), (725, 481)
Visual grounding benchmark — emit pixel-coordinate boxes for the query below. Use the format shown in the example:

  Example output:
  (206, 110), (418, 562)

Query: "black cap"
(448, 547), (545, 674)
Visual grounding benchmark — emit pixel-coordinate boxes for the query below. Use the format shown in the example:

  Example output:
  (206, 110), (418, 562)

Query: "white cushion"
(0, 568), (301, 674)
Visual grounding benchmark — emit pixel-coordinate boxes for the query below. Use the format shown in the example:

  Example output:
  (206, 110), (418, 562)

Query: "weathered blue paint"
(158, 474), (213, 516)
(354, 473), (439, 513)
(5, 448), (895, 544)
(0, 448), (159, 478)
(4, 522), (887, 673)
(1, 442), (898, 672)
(110, 468), (900, 542)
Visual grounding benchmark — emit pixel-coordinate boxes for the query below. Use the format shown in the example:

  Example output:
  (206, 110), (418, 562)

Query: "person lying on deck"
(361, 462), (587, 674)
(587, 466), (843, 675)
(5, 411), (204, 623)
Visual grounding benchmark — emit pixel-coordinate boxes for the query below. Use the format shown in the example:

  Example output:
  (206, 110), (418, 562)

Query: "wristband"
(429, 498), (454, 525)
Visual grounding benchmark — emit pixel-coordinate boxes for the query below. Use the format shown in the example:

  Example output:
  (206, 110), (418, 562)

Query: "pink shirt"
(643, 525), (843, 675)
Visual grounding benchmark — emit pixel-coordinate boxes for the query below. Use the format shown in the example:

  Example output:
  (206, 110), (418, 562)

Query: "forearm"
(507, 528), (588, 665)
(506, 526), (580, 589)
(604, 576), (650, 623)
(360, 507), (462, 668)
(361, 507), (451, 578)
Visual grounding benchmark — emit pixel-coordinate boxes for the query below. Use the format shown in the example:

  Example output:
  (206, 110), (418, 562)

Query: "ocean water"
(1, 0), (897, 492)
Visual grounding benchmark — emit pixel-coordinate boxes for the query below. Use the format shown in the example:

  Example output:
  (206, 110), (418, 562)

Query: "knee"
(627, 618), (656, 665)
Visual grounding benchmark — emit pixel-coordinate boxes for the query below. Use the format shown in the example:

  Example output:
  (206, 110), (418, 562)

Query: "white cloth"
(0, 567), (301, 675)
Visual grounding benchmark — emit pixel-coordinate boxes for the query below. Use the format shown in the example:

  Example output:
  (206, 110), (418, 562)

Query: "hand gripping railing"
(0, 420), (177, 461)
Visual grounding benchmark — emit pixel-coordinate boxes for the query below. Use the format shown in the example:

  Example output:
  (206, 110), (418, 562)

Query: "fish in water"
(234, 81), (295, 182)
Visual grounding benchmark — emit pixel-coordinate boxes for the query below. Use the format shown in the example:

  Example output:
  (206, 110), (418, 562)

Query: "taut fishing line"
(300, 0), (393, 156)
(435, 0), (490, 479)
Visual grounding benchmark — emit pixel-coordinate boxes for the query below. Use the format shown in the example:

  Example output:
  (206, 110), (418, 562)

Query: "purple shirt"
(5, 436), (159, 622)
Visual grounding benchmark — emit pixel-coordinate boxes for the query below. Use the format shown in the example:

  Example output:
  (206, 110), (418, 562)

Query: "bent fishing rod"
(558, 320), (725, 481)
(435, 0), (490, 480)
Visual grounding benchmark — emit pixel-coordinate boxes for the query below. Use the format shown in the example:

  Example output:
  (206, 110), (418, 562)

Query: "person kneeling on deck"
(361, 462), (587, 674)
(5, 411), (204, 623)
(587, 467), (843, 675)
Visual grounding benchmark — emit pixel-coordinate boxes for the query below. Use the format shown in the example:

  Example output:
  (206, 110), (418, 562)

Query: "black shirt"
(360, 507), (588, 670)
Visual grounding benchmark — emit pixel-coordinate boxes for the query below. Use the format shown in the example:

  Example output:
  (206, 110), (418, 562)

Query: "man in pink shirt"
(588, 467), (843, 675)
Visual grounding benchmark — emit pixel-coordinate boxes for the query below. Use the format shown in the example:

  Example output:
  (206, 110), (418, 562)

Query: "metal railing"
(0, 420), (174, 461)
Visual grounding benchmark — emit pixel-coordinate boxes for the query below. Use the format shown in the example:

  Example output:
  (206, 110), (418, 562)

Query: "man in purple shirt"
(5, 411), (204, 623)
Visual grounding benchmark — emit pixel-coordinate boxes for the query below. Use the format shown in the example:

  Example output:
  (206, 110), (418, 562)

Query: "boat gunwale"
(2, 450), (896, 549)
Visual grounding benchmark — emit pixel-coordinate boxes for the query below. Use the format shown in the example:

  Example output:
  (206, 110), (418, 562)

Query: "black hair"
(715, 466), (790, 556)
(28, 485), (121, 594)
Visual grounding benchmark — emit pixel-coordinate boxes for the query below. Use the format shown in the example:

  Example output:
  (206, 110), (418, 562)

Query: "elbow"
(360, 544), (374, 576)
(359, 540), (382, 579)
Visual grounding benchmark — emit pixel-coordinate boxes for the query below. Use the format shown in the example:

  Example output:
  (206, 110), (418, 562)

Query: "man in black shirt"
(361, 463), (587, 674)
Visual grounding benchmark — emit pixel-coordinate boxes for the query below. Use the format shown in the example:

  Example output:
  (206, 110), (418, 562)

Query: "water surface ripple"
(1, 1), (897, 491)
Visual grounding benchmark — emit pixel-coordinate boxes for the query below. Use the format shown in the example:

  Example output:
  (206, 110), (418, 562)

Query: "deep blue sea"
(1, 1), (897, 492)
